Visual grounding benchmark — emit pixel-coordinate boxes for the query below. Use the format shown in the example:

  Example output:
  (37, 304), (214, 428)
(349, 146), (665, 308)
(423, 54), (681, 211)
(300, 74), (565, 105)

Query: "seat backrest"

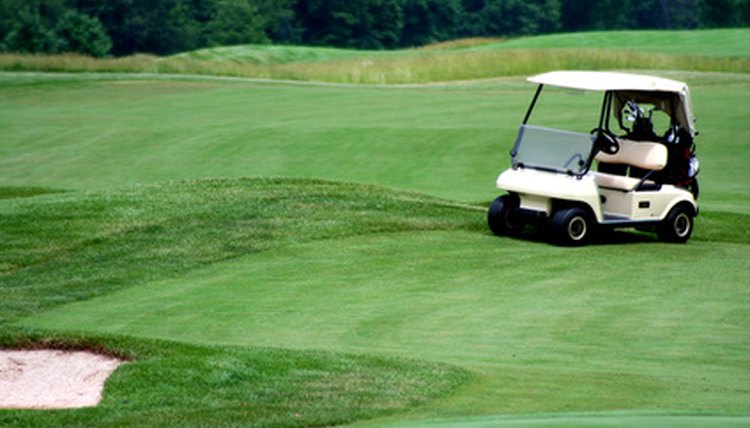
(595, 138), (667, 171)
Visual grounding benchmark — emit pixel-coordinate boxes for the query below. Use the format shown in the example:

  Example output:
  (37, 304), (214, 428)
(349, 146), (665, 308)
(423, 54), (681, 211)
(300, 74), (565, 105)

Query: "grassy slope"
(173, 29), (750, 65)
(2, 30), (749, 83)
(478, 29), (750, 58)
(0, 179), (476, 427)
(0, 178), (480, 323)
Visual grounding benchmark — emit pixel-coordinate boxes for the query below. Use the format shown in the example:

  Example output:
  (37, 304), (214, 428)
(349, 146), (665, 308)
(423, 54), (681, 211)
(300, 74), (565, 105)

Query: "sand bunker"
(0, 349), (123, 409)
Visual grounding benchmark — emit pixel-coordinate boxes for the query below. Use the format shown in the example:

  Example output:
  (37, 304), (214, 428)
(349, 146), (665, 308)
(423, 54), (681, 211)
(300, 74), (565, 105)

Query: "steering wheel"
(590, 128), (620, 155)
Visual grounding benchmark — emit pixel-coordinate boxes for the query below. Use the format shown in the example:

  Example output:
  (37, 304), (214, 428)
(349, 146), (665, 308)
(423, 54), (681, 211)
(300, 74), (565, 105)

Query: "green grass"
(0, 178), (480, 323)
(20, 229), (750, 417)
(173, 29), (750, 64)
(1, 31), (750, 427)
(1, 29), (749, 83)
(476, 29), (750, 58)
(170, 44), (399, 64)
(358, 413), (750, 428)
(0, 186), (66, 200)
(0, 331), (468, 428)
(1, 72), (749, 213)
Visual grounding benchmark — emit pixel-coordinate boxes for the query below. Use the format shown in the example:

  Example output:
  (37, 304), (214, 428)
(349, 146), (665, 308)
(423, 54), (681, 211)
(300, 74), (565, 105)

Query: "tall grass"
(1, 48), (748, 84)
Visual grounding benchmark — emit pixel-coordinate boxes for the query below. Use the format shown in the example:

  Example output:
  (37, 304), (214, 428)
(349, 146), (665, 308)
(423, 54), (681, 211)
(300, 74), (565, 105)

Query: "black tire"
(550, 207), (592, 246)
(487, 194), (524, 236)
(658, 204), (694, 243)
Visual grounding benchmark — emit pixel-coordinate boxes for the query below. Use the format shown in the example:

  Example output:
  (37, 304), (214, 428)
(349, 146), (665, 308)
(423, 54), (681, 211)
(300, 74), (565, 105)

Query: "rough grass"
(1, 49), (747, 84)
(0, 178), (477, 426)
(0, 178), (481, 323)
(1, 29), (748, 83)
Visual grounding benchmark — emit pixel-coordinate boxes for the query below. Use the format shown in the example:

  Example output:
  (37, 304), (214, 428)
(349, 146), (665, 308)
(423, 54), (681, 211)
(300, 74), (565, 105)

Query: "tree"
(701, 0), (738, 27)
(400, 0), (460, 47)
(205, 0), (269, 46)
(560, 0), (630, 31)
(2, 9), (58, 53)
(662, 0), (701, 29)
(55, 10), (111, 56)
(462, 0), (560, 37)
(740, 0), (750, 25)
(295, 0), (404, 49)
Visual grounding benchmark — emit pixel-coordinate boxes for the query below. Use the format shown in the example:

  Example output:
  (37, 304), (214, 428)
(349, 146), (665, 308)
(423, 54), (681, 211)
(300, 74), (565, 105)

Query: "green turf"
(480, 29), (750, 58)
(1, 72), (749, 213)
(357, 413), (750, 428)
(170, 44), (401, 64)
(1, 34), (750, 427)
(4, 30), (750, 83)
(172, 29), (750, 65)
(0, 330), (468, 428)
(20, 228), (750, 418)
(0, 178), (480, 323)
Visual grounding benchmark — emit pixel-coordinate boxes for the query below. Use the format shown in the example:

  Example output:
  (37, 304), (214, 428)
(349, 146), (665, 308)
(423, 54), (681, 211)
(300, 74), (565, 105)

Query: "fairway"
(2, 32), (750, 427)
(21, 230), (750, 417)
(1, 72), (749, 211)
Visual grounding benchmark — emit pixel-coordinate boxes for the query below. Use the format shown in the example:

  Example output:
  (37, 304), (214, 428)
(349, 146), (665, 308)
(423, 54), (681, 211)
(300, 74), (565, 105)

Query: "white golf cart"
(488, 71), (700, 246)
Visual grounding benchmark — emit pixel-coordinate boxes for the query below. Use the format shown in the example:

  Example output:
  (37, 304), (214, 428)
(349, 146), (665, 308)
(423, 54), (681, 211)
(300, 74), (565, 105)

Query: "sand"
(0, 349), (124, 409)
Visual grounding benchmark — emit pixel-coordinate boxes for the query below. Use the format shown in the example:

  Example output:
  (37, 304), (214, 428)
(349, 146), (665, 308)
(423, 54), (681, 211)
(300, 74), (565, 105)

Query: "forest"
(1, 0), (749, 57)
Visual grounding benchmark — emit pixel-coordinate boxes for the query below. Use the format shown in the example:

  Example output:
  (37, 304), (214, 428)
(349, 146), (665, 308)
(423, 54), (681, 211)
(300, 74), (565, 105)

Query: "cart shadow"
(509, 228), (660, 247)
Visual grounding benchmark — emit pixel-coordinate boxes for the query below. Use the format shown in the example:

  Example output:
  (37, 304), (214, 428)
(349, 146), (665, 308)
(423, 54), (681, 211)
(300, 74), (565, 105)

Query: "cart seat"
(595, 138), (668, 170)
(594, 138), (666, 191)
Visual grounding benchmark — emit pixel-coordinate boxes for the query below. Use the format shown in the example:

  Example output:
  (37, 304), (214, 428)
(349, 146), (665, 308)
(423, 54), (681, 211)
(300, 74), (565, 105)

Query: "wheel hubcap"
(674, 213), (691, 237)
(568, 217), (587, 240)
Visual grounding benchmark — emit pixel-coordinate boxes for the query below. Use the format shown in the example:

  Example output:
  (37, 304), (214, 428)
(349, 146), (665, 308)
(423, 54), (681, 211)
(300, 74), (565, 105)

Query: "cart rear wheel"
(551, 207), (592, 246)
(488, 194), (524, 236)
(658, 204), (694, 243)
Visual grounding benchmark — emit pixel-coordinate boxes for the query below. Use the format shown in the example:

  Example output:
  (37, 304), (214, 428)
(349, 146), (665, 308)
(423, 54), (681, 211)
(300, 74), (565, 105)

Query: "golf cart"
(488, 71), (700, 246)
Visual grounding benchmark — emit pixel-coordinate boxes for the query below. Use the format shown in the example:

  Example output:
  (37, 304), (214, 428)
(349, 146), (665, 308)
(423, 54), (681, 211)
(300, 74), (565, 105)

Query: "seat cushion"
(595, 138), (668, 171)
(594, 172), (642, 191)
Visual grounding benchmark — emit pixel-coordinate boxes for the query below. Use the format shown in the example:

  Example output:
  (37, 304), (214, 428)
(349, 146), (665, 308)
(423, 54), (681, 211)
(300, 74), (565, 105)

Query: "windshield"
(511, 125), (594, 175)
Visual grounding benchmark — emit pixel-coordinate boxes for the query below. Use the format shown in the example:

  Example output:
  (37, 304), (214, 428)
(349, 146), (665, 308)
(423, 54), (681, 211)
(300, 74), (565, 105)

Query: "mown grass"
(0, 330), (468, 428)
(1, 72), (748, 214)
(0, 29), (748, 83)
(1, 36), (749, 426)
(3, 177), (749, 425)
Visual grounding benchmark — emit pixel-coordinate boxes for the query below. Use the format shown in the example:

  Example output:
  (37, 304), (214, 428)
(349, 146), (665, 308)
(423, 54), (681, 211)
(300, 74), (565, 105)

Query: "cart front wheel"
(488, 194), (524, 236)
(551, 207), (592, 246)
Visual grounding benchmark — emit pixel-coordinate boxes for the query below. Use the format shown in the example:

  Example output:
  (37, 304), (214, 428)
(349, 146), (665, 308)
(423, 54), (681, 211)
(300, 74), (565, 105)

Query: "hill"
(2, 30), (749, 83)
(173, 29), (750, 65)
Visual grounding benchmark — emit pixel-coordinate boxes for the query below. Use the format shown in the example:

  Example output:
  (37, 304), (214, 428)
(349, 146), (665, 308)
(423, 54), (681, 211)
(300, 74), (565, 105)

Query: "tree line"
(1, 0), (749, 57)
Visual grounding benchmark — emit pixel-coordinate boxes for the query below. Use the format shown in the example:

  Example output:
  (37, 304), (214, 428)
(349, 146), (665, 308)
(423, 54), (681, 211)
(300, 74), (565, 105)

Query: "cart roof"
(528, 71), (697, 137)
(528, 71), (688, 93)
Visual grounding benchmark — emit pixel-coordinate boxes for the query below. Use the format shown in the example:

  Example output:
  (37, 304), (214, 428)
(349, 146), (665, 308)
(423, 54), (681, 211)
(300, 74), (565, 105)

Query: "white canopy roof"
(528, 71), (688, 93)
(528, 71), (696, 137)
